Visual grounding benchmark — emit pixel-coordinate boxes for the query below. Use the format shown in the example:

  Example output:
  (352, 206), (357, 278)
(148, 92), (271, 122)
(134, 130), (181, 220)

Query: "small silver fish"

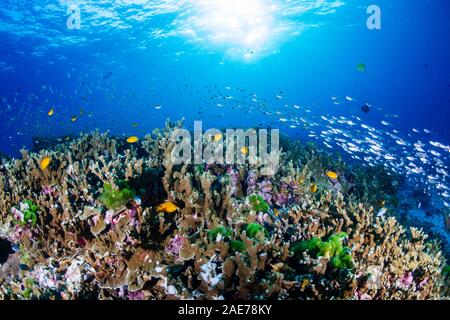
(377, 208), (387, 217)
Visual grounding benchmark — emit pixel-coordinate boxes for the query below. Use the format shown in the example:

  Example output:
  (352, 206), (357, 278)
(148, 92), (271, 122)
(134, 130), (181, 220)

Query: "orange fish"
(212, 133), (222, 142)
(127, 136), (139, 144)
(326, 171), (338, 180)
(156, 202), (178, 213)
(39, 157), (51, 170)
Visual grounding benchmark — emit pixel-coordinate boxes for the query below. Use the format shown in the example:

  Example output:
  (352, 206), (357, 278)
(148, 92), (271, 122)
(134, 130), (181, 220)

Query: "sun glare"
(193, 0), (275, 59)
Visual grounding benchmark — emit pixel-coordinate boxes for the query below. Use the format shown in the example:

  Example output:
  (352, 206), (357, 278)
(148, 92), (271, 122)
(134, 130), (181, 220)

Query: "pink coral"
(42, 185), (58, 197)
(165, 234), (185, 259)
(400, 272), (414, 288)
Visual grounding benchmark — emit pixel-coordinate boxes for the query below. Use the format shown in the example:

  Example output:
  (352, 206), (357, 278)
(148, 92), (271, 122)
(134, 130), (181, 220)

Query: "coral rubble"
(0, 120), (448, 300)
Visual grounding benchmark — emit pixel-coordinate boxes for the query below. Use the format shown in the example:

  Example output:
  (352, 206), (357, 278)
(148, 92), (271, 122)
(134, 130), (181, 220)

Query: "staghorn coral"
(0, 120), (448, 300)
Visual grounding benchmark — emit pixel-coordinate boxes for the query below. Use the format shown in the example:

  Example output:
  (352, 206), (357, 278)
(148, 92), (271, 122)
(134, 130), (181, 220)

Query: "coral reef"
(0, 120), (448, 300)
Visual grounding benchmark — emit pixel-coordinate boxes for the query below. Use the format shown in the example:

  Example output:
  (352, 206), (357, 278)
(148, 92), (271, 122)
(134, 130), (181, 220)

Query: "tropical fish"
(71, 116), (77, 122)
(156, 202), (178, 213)
(377, 208), (387, 217)
(132, 122), (139, 128)
(47, 108), (54, 116)
(212, 133), (222, 142)
(361, 104), (370, 113)
(310, 184), (318, 193)
(300, 278), (310, 289)
(240, 146), (249, 155)
(356, 63), (366, 72)
(39, 157), (51, 170)
(326, 171), (338, 179)
(126, 136), (139, 143)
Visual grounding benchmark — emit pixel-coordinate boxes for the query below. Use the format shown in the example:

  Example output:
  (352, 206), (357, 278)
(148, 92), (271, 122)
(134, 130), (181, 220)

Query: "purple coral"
(42, 185), (57, 197)
(227, 167), (240, 195)
(246, 171), (258, 194)
(400, 272), (414, 288)
(165, 234), (185, 259)
(258, 179), (273, 204)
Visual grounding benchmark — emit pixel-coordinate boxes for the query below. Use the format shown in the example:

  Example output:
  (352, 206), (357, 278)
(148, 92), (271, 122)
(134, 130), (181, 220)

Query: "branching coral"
(0, 120), (447, 300)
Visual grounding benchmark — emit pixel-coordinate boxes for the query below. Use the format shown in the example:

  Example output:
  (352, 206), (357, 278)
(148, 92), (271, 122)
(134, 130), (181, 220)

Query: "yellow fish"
(240, 146), (249, 155)
(156, 202), (178, 213)
(326, 171), (338, 180)
(47, 108), (54, 116)
(71, 116), (78, 122)
(39, 157), (51, 170)
(127, 136), (139, 144)
(212, 133), (222, 142)
(274, 208), (280, 217)
(310, 184), (318, 193)
(300, 278), (310, 290)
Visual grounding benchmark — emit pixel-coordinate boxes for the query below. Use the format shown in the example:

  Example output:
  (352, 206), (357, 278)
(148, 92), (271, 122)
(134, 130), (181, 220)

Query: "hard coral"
(0, 120), (447, 300)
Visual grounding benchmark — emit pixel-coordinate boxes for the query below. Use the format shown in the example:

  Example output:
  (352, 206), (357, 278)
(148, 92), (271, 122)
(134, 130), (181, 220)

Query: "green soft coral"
(208, 226), (232, 241)
(245, 223), (268, 240)
(230, 240), (246, 252)
(14, 200), (39, 226)
(291, 232), (354, 270)
(248, 194), (269, 213)
(100, 183), (135, 210)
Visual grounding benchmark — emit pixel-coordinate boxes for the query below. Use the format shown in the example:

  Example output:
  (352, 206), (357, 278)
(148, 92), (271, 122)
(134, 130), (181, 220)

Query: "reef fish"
(212, 133), (222, 142)
(156, 202), (178, 213)
(361, 104), (371, 113)
(356, 63), (366, 72)
(240, 146), (249, 155)
(47, 108), (54, 116)
(377, 208), (387, 217)
(326, 171), (338, 179)
(310, 184), (318, 193)
(127, 136), (139, 144)
(39, 157), (51, 170)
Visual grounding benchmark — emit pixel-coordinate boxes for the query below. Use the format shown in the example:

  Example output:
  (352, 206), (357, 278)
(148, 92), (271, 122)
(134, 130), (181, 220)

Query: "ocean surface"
(0, 1), (449, 249)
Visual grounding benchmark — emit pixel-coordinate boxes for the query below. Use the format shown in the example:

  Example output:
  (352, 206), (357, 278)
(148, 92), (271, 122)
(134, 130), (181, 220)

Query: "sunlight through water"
(188, 0), (275, 60)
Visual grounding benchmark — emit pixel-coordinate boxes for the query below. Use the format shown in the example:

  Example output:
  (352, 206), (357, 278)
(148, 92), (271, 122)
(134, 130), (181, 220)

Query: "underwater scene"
(0, 0), (449, 302)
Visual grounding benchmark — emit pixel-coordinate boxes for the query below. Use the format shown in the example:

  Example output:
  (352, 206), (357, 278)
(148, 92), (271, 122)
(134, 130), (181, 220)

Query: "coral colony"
(0, 119), (449, 300)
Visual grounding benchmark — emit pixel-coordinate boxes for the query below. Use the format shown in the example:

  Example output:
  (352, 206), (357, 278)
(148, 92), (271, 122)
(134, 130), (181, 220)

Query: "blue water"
(0, 1), (449, 202)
